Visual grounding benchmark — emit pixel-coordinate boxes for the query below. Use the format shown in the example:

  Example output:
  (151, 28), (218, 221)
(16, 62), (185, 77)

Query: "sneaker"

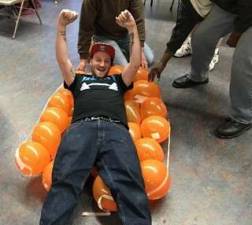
(174, 36), (192, 58)
(208, 48), (219, 71)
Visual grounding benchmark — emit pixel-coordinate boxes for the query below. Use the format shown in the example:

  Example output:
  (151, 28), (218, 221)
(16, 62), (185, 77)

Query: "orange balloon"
(42, 161), (54, 191)
(68, 116), (72, 126)
(15, 140), (51, 176)
(57, 88), (74, 116)
(48, 92), (72, 116)
(140, 159), (170, 200)
(125, 100), (141, 124)
(133, 67), (148, 82)
(108, 65), (124, 75)
(141, 97), (168, 119)
(135, 138), (164, 161)
(32, 121), (61, 159)
(133, 80), (161, 98)
(93, 175), (117, 212)
(124, 89), (135, 101)
(128, 122), (141, 142)
(141, 116), (170, 143)
(40, 107), (69, 133)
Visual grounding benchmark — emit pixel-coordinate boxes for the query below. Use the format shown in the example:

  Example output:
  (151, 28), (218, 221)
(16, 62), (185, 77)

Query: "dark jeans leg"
(96, 121), (151, 225)
(167, 0), (203, 54)
(40, 121), (99, 225)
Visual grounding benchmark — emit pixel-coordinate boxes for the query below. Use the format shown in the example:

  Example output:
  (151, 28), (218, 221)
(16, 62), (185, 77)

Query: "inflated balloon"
(93, 175), (117, 212)
(68, 116), (72, 126)
(135, 138), (164, 161)
(108, 65), (124, 75)
(128, 122), (141, 142)
(140, 159), (170, 200)
(15, 140), (51, 176)
(32, 121), (61, 159)
(141, 97), (168, 119)
(42, 161), (54, 191)
(57, 87), (74, 116)
(141, 116), (170, 143)
(133, 67), (148, 81)
(40, 107), (69, 133)
(133, 80), (161, 98)
(48, 92), (72, 116)
(124, 89), (136, 101)
(125, 100), (141, 124)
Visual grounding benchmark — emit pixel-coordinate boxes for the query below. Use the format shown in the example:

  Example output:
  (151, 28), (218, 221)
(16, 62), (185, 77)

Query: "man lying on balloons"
(15, 9), (171, 225)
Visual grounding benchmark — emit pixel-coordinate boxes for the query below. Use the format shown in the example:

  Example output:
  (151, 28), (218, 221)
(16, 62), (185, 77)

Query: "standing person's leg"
(215, 27), (252, 138)
(96, 121), (151, 225)
(40, 121), (99, 225)
(117, 35), (154, 67)
(167, 0), (203, 55)
(172, 4), (235, 88)
(143, 42), (154, 66)
(190, 5), (235, 81)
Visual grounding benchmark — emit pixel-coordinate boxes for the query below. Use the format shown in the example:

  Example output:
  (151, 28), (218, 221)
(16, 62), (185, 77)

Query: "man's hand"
(115, 10), (136, 33)
(148, 62), (164, 81)
(57, 9), (78, 27)
(226, 32), (242, 48)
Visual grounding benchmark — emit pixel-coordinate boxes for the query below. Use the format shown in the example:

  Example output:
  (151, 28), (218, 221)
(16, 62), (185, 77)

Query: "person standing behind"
(148, 0), (218, 81)
(77, 0), (154, 72)
(171, 0), (252, 139)
(39, 9), (151, 225)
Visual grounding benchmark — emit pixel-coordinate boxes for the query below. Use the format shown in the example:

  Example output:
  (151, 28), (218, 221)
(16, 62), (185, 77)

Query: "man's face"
(90, 52), (112, 77)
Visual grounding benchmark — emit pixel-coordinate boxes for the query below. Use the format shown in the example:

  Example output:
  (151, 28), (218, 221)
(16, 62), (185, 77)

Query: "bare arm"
(56, 9), (78, 86)
(116, 10), (141, 86)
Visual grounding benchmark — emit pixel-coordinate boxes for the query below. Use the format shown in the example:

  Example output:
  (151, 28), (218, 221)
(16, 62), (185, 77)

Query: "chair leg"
(150, 0), (153, 7)
(12, 0), (25, 38)
(29, 0), (42, 24)
(170, 0), (175, 11)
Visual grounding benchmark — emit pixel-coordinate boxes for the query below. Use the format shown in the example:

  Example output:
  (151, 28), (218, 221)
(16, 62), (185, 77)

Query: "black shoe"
(172, 74), (209, 88)
(214, 118), (252, 139)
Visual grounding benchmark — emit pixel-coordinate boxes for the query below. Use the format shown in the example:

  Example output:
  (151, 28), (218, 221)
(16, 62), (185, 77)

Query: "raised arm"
(56, 9), (78, 86)
(116, 10), (141, 86)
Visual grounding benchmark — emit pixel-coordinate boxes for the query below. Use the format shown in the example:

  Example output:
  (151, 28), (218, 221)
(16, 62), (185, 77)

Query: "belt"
(83, 116), (121, 123)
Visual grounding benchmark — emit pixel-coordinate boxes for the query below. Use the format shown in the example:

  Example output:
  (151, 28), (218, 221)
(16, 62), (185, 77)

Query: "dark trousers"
(39, 119), (151, 225)
(167, 0), (203, 54)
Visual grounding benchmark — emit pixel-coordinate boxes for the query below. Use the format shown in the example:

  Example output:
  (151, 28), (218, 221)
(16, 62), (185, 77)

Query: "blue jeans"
(93, 35), (154, 66)
(39, 119), (151, 225)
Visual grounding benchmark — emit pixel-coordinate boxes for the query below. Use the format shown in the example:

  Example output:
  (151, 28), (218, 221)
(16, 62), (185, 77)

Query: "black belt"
(83, 116), (121, 124)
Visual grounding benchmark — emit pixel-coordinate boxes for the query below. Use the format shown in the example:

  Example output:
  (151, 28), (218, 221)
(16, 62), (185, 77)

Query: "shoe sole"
(172, 80), (209, 88)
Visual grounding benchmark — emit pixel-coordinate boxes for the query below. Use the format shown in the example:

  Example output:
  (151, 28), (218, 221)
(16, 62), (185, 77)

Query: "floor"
(0, 0), (251, 225)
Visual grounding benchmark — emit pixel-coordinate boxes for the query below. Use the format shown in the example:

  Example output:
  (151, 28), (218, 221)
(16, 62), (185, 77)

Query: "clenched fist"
(57, 9), (78, 27)
(116, 10), (136, 33)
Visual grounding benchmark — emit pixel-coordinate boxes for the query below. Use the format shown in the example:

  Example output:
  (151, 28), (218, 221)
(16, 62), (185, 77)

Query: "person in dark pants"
(39, 9), (151, 225)
(171, 0), (252, 139)
(148, 0), (218, 81)
(77, 0), (153, 71)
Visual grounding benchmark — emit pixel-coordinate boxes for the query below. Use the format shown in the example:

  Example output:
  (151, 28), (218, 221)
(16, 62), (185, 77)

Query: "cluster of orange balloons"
(15, 66), (172, 212)
(15, 86), (74, 182)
